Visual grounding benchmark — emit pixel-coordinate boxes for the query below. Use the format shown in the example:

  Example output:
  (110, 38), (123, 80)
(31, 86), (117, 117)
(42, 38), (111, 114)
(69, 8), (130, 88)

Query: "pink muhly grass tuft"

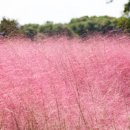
(0, 35), (129, 130)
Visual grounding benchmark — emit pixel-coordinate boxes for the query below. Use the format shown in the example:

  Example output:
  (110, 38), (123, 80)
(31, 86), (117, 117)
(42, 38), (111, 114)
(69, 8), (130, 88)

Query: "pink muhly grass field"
(0, 36), (129, 130)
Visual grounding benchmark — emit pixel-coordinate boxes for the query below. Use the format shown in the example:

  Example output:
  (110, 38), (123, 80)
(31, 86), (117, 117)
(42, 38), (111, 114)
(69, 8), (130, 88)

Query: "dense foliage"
(124, 0), (130, 16)
(0, 18), (21, 37)
(1, 16), (130, 39)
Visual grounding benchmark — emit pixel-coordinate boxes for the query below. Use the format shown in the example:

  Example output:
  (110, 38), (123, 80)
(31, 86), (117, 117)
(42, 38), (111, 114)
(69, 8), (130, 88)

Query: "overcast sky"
(0, 0), (128, 25)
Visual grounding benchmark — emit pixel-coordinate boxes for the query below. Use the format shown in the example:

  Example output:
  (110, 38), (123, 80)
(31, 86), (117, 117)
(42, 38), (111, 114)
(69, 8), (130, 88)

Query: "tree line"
(0, 16), (130, 39)
(0, 1), (130, 39)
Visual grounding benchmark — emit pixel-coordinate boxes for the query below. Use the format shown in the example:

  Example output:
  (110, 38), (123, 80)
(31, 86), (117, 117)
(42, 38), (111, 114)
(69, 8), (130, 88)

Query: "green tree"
(124, 0), (130, 15)
(39, 21), (54, 36)
(116, 17), (130, 33)
(21, 24), (39, 40)
(68, 16), (117, 36)
(0, 17), (20, 37)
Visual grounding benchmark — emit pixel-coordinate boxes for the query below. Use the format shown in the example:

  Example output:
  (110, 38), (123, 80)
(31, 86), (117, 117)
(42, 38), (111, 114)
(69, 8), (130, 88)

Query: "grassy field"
(0, 35), (129, 130)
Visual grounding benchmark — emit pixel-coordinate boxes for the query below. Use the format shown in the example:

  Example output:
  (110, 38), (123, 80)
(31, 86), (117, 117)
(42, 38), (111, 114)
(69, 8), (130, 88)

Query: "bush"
(0, 18), (21, 37)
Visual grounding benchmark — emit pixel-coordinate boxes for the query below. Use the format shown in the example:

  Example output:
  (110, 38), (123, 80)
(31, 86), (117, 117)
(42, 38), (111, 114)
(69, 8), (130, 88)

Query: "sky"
(0, 0), (128, 25)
